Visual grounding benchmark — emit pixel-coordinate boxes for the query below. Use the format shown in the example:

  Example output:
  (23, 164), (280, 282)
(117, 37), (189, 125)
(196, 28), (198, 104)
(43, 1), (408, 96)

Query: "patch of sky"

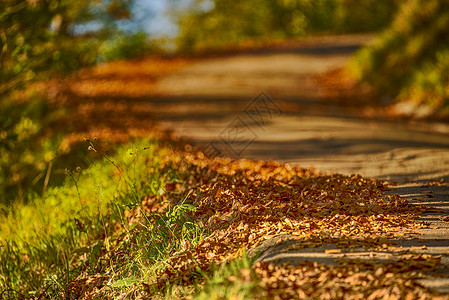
(73, 0), (197, 38)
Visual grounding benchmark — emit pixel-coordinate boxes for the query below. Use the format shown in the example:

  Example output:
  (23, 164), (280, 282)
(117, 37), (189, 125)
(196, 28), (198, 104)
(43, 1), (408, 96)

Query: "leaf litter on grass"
(68, 149), (447, 299)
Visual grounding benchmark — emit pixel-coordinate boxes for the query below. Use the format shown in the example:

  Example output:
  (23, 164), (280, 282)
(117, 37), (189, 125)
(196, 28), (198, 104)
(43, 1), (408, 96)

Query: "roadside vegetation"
(0, 0), (153, 206)
(348, 0), (449, 119)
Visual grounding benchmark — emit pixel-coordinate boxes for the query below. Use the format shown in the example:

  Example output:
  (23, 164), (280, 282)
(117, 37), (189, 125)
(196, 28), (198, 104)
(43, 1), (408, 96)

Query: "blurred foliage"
(173, 0), (400, 53)
(0, 0), (140, 96)
(350, 0), (449, 117)
(99, 30), (155, 61)
(0, 91), (58, 207)
(0, 0), (155, 205)
(2, 1), (92, 96)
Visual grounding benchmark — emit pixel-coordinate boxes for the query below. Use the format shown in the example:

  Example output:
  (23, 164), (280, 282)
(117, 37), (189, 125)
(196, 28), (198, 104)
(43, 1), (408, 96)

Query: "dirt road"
(67, 34), (449, 294)
(150, 34), (449, 184)
(147, 34), (449, 293)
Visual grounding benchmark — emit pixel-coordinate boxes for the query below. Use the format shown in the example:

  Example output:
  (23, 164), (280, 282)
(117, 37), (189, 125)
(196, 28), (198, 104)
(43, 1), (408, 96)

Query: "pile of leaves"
(163, 154), (421, 272)
(67, 150), (447, 299)
(254, 255), (444, 299)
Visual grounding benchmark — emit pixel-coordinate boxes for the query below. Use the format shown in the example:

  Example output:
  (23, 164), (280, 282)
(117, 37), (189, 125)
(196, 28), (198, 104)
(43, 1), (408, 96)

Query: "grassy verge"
(0, 137), (185, 298)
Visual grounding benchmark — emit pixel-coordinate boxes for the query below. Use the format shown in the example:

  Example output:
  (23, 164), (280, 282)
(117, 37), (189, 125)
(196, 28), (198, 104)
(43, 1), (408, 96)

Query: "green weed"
(191, 252), (259, 300)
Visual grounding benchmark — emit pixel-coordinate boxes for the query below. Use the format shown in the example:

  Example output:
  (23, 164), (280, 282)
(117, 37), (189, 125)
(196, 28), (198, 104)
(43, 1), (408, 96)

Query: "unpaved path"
(151, 34), (449, 184)
(64, 34), (449, 294)
(149, 34), (449, 293)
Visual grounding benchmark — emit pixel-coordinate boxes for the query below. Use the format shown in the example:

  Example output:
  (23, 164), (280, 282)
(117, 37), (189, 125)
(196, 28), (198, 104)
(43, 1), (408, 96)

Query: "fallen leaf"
(411, 246), (427, 250)
(324, 249), (341, 254)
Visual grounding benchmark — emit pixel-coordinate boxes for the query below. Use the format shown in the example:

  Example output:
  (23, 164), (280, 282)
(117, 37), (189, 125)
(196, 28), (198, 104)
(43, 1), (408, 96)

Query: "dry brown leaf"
(325, 249), (342, 254)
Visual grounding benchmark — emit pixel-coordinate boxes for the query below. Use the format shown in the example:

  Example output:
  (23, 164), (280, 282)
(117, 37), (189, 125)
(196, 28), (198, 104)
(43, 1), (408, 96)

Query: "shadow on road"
(53, 34), (449, 184)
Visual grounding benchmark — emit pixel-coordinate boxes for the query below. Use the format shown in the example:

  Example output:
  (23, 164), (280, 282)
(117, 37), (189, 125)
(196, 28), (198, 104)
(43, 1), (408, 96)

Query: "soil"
(147, 34), (449, 184)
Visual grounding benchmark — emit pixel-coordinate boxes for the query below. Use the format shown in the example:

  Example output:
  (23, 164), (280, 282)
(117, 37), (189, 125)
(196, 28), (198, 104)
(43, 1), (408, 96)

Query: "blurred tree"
(0, 0), (138, 205)
(0, 0), (136, 96)
(350, 0), (449, 117)
(172, 0), (400, 53)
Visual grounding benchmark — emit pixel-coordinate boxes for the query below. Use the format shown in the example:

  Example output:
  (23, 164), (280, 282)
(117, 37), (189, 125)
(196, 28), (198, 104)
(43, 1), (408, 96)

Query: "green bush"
(0, 94), (57, 207)
(99, 30), (154, 62)
(0, 0), (100, 95)
(349, 0), (449, 117)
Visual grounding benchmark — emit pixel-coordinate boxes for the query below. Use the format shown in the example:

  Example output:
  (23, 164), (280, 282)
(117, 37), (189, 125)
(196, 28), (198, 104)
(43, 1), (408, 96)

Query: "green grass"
(191, 251), (259, 300)
(0, 136), (205, 298)
(156, 251), (259, 299)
